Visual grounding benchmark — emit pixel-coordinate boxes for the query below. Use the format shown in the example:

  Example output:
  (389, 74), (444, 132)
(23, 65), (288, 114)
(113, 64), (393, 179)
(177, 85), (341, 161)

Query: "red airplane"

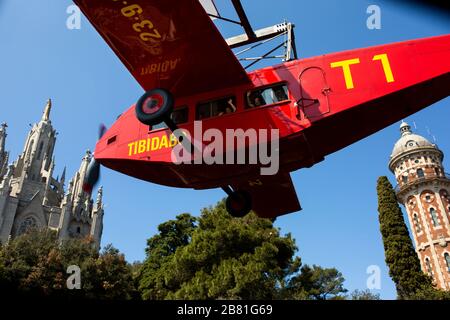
(75, 0), (450, 219)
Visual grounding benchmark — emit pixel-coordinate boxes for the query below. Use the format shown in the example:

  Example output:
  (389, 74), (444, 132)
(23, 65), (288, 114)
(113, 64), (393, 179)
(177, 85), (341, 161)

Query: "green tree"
(139, 201), (347, 300)
(79, 244), (137, 300)
(138, 213), (197, 299)
(0, 229), (136, 299)
(348, 289), (381, 300)
(376, 176), (435, 299)
(284, 265), (347, 300)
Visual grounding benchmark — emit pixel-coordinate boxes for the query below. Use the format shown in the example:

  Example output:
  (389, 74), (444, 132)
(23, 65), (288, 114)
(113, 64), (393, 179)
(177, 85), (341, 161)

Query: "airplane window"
(171, 106), (188, 124)
(246, 84), (289, 109)
(107, 136), (117, 145)
(196, 96), (236, 120)
(197, 103), (211, 119)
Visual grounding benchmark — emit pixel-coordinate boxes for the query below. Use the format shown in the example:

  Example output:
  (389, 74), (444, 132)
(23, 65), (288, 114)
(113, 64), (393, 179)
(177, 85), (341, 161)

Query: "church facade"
(389, 122), (450, 290)
(0, 100), (104, 248)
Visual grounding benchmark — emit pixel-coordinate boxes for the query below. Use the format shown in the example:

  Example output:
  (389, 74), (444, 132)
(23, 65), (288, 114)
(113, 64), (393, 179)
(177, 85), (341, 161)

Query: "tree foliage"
(283, 265), (347, 300)
(0, 229), (136, 299)
(348, 289), (381, 300)
(138, 201), (348, 300)
(0, 202), (360, 300)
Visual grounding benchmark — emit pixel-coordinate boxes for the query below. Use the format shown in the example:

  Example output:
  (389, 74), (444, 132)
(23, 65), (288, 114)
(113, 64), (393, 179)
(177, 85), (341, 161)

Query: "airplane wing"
(232, 173), (301, 219)
(74, 0), (250, 97)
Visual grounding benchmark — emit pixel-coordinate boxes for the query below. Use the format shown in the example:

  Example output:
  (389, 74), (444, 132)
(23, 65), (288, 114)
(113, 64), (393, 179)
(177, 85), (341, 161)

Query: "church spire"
(0, 122), (7, 154)
(0, 123), (9, 181)
(0, 164), (13, 196)
(96, 186), (103, 207)
(60, 166), (66, 185)
(42, 99), (52, 122)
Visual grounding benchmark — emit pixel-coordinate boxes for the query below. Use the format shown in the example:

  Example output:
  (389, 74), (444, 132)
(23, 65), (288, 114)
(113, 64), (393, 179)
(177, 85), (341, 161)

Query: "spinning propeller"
(82, 124), (107, 194)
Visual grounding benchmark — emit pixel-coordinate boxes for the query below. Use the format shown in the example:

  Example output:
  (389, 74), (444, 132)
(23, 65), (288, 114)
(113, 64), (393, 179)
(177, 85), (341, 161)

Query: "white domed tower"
(389, 122), (450, 290)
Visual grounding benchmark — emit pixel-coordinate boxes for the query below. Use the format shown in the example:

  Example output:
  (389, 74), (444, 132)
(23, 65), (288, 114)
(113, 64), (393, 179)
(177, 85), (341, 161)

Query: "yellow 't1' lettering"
(330, 58), (361, 89)
(373, 54), (395, 83)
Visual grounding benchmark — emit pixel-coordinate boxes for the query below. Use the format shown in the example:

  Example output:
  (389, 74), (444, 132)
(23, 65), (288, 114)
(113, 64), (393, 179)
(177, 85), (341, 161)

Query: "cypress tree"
(376, 176), (434, 299)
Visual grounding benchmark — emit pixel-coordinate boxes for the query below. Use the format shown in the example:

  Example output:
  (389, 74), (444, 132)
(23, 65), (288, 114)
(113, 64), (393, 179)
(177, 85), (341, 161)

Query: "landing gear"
(224, 188), (252, 218)
(135, 88), (174, 126)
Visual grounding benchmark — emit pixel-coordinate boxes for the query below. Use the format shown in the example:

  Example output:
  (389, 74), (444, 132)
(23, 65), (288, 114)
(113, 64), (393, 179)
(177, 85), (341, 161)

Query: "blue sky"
(0, 1), (449, 299)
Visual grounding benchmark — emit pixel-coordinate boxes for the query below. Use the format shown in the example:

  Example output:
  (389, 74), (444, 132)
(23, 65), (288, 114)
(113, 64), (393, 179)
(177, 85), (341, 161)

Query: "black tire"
(135, 88), (174, 125)
(226, 190), (252, 218)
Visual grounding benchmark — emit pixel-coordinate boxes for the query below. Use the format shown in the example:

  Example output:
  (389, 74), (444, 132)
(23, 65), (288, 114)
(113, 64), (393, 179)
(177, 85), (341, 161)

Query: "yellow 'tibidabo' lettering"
(128, 142), (136, 156)
(151, 137), (160, 151)
(330, 58), (361, 89)
(127, 134), (179, 156)
(373, 53), (395, 83)
(160, 135), (168, 149)
(138, 140), (146, 154)
(169, 135), (178, 147)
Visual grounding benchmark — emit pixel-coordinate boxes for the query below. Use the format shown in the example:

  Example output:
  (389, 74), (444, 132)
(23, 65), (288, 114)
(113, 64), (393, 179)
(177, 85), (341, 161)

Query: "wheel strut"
(222, 185), (234, 197)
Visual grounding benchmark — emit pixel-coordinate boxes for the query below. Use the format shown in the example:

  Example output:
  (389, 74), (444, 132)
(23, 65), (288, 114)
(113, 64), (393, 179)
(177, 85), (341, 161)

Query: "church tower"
(389, 122), (450, 290)
(0, 99), (104, 249)
(59, 150), (104, 248)
(10, 99), (57, 190)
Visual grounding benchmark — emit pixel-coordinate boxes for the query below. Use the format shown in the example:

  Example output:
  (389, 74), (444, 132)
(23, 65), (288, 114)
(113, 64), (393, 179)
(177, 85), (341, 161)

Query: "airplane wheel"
(226, 190), (252, 218)
(135, 88), (174, 125)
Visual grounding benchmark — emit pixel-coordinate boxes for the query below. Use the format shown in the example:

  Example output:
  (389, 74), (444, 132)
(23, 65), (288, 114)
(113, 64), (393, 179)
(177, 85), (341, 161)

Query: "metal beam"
(231, 0), (256, 40)
(226, 23), (291, 49)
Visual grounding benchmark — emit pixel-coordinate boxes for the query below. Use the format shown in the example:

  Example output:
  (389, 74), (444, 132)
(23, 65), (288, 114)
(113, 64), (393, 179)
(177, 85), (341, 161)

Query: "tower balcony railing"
(394, 172), (450, 193)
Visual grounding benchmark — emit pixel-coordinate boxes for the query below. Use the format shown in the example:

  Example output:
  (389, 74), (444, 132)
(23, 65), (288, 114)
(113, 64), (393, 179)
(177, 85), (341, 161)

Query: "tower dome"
(389, 121), (443, 172)
(391, 122), (435, 159)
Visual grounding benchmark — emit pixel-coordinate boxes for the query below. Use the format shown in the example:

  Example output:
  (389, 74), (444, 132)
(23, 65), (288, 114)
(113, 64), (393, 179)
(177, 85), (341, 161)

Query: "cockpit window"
(246, 84), (289, 109)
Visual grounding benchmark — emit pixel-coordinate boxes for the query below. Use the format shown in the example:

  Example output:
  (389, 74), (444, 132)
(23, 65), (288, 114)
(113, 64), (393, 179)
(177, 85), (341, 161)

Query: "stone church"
(0, 99), (104, 249)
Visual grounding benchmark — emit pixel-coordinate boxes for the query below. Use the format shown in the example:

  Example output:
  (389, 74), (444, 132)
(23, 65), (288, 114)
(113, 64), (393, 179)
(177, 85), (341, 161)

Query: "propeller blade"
(82, 124), (107, 194)
(99, 123), (107, 139)
(82, 159), (100, 194)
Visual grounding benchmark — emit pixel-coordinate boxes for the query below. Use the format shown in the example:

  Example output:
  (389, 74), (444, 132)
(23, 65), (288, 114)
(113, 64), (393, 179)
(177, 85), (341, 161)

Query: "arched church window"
(417, 168), (424, 178)
(445, 253), (450, 272)
(18, 216), (38, 235)
(413, 214), (421, 233)
(430, 208), (439, 227)
(37, 141), (44, 160)
(27, 140), (34, 159)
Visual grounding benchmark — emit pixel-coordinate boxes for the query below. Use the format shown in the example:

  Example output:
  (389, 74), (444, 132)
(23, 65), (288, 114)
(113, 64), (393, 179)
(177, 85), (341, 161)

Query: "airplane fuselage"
(95, 35), (450, 190)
